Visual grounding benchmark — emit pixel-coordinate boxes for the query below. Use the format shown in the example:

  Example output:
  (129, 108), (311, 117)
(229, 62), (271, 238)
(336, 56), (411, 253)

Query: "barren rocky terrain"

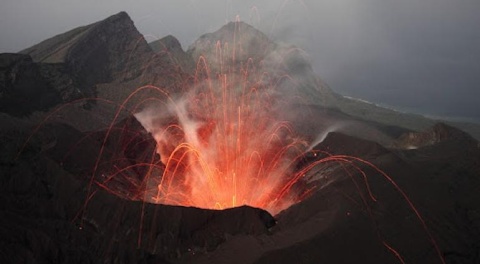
(1, 12), (479, 263)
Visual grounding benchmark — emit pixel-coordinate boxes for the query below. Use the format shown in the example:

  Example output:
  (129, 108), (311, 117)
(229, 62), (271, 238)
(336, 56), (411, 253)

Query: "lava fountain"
(133, 23), (316, 215)
(15, 19), (446, 263)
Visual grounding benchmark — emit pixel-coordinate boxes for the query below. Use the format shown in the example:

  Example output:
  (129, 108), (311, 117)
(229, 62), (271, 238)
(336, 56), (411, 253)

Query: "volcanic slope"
(184, 125), (480, 264)
(20, 11), (151, 85)
(187, 21), (338, 107)
(4, 11), (188, 131)
(185, 21), (480, 141)
(4, 11), (480, 140)
(0, 110), (278, 263)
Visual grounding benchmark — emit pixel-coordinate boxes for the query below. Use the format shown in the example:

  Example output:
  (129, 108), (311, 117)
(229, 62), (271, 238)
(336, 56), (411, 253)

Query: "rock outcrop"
(0, 12), (189, 129)
(149, 35), (194, 73)
(0, 53), (61, 116)
(21, 12), (153, 90)
(394, 123), (476, 149)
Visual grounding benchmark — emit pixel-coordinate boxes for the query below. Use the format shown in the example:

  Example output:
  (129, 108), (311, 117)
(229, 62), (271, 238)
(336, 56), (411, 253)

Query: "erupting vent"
(133, 26), (315, 215)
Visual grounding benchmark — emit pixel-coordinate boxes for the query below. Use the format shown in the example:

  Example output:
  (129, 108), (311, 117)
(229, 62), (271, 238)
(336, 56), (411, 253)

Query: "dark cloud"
(1, 0), (478, 122)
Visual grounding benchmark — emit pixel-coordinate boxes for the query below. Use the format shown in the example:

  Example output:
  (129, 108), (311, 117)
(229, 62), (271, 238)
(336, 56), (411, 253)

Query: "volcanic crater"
(1, 12), (480, 264)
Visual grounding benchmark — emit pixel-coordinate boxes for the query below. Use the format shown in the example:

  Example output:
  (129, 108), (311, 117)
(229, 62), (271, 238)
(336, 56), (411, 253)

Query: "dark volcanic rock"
(0, 53), (61, 116)
(21, 11), (153, 96)
(3, 12), (480, 264)
(37, 63), (79, 102)
(10, 12), (189, 133)
(149, 35), (195, 73)
(0, 122), (275, 263)
(314, 131), (390, 159)
(394, 123), (477, 149)
(193, 132), (480, 264)
(150, 35), (184, 54)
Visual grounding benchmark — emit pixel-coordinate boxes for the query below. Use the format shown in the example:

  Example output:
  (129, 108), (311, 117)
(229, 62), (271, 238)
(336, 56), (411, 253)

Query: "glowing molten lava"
(137, 69), (309, 215)
(135, 33), (311, 215)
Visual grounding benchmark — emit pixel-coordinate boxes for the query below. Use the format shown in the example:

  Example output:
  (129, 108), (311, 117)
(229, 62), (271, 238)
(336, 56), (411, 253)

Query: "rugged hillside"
(394, 123), (477, 149)
(4, 12), (480, 139)
(0, 53), (62, 116)
(0, 116), (275, 263)
(20, 12), (152, 88)
(3, 102), (479, 263)
(336, 94), (480, 141)
(1, 12), (155, 119)
(0, 12), (189, 131)
(186, 21), (480, 140)
(2, 11), (480, 264)
(149, 35), (194, 73)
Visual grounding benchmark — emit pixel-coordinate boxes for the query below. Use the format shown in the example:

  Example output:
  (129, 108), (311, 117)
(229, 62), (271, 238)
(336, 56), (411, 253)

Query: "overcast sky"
(1, 0), (479, 122)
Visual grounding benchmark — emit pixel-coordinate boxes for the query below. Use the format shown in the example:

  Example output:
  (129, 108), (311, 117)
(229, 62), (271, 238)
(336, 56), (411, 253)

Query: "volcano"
(1, 12), (480, 264)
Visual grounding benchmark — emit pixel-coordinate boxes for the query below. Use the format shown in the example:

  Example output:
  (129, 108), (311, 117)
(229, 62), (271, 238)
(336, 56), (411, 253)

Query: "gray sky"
(1, 0), (479, 122)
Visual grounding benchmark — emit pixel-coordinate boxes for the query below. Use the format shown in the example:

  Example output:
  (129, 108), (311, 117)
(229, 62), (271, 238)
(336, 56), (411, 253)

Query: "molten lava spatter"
(135, 60), (309, 215)
(129, 22), (318, 215)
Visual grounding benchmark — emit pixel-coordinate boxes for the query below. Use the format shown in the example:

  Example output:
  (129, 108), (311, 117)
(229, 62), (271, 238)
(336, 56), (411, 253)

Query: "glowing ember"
(135, 38), (310, 215)
(15, 20), (447, 263)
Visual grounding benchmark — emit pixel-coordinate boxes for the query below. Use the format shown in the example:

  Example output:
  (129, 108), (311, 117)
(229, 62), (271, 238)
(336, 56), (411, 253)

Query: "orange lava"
(15, 20), (446, 263)
(136, 54), (309, 215)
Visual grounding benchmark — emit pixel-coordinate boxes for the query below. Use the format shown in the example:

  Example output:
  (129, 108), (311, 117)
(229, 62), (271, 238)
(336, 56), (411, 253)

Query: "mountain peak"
(186, 20), (335, 106)
(20, 11), (136, 64)
(150, 35), (183, 53)
(19, 11), (152, 95)
(110, 11), (130, 20)
(149, 35), (194, 73)
(187, 21), (273, 62)
(222, 21), (261, 32)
